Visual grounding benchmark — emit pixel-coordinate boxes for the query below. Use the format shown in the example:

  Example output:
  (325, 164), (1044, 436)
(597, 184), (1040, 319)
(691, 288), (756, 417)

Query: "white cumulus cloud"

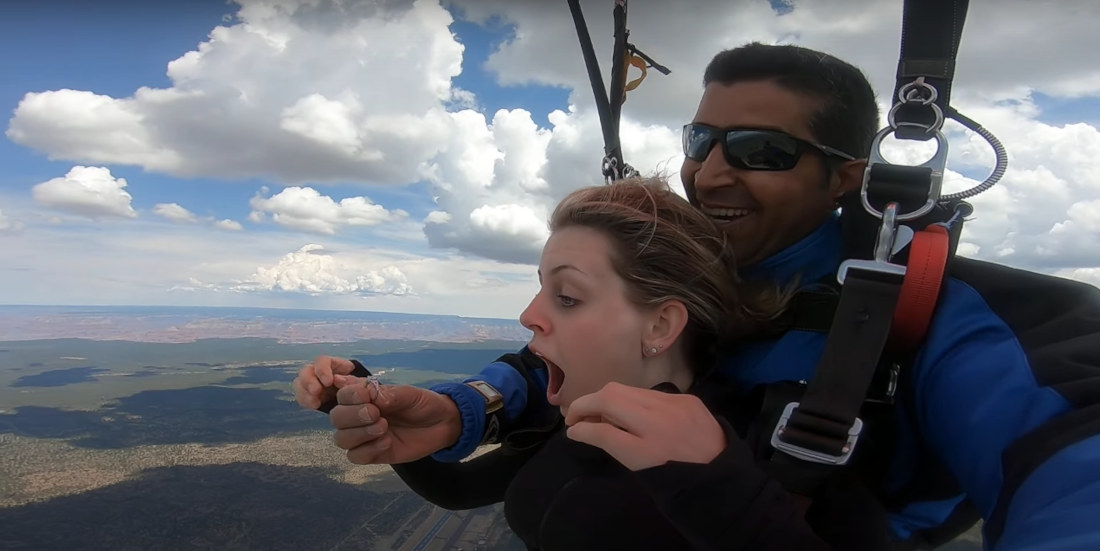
(215, 219), (244, 231)
(420, 106), (682, 263)
(6, 0), (465, 185)
(249, 186), (408, 235)
(31, 166), (138, 219)
(153, 203), (199, 223)
(233, 243), (413, 296)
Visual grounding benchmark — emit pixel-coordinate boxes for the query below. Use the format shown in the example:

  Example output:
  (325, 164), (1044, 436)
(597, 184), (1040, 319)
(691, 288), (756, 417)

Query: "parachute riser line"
(566, 0), (668, 185)
(566, 0), (621, 172)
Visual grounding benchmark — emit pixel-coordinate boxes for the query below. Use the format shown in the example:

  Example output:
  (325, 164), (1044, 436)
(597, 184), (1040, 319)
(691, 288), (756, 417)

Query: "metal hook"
(837, 201), (908, 284)
(874, 202), (900, 263)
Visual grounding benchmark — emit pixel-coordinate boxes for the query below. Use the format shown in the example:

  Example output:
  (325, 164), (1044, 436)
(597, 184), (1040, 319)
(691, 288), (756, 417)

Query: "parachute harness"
(772, 0), (1010, 494)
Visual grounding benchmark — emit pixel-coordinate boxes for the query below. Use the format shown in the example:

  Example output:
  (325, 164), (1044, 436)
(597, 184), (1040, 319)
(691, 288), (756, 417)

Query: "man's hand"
(564, 381), (726, 471)
(292, 355), (357, 410)
(329, 379), (464, 465)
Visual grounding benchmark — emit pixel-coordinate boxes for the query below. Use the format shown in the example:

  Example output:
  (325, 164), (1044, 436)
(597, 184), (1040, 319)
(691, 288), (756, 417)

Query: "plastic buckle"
(837, 202), (908, 284)
(770, 402), (864, 466)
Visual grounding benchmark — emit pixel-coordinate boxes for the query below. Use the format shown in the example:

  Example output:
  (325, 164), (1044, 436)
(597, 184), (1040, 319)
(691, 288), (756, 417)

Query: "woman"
(490, 178), (804, 550)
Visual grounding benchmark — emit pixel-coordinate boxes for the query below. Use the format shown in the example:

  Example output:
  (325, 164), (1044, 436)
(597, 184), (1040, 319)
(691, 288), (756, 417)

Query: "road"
(396, 505), (496, 551)
(409, 509), (454, 551)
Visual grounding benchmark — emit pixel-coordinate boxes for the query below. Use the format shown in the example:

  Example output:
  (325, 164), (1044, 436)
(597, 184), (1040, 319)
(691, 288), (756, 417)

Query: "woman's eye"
(557, 295), (578, 307)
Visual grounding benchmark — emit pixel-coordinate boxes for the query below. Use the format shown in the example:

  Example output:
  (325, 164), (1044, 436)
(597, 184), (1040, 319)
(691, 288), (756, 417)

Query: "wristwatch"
(465, 380), (504, 444)
(465, 381), (504, 413)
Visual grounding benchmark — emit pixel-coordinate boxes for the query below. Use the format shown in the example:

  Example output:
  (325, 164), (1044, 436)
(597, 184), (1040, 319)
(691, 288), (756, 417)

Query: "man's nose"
(693, 140), (736, 194)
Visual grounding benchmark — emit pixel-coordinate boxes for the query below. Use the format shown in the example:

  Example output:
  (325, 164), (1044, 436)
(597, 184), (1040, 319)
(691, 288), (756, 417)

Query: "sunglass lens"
(724, 131), (800, 170)
(683, 124), (717, 161)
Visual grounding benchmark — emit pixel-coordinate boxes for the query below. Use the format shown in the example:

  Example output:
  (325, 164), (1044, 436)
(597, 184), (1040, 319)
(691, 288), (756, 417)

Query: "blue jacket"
(429, 213), (1100, 550)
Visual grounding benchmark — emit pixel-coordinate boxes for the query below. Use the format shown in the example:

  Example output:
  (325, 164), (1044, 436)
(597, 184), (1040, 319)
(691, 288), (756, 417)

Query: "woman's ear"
(644, 299), (689, 353)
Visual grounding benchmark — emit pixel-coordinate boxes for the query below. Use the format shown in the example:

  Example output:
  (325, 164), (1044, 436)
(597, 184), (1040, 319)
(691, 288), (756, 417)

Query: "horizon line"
(0, 303), (518, 323)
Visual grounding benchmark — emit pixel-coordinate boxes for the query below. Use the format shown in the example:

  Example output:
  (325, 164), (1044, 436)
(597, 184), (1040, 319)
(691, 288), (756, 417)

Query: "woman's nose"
(519, 293), (547, 334)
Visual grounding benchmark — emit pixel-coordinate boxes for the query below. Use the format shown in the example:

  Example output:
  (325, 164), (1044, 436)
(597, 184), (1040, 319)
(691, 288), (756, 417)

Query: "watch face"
(470, 381), (502, 400)
(466, 381), (505, 416)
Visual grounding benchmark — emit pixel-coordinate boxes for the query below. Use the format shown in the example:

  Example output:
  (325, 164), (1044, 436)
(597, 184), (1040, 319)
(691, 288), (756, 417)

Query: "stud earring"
(648, 347), (659, 355)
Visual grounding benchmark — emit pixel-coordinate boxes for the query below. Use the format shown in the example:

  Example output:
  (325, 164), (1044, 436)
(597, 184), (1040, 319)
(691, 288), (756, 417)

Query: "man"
(295, 43), (1100, 549)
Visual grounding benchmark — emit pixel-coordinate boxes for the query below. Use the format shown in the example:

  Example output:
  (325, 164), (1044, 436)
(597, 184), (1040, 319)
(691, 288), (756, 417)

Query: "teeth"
(531, 350), (552, 368)
(702, 206), (751, 218)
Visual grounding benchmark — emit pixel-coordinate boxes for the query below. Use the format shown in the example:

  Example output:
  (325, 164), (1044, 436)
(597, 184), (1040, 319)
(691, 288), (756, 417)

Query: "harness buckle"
(770, 402), (864, 465)
(860, 126), (948, 222)
(837, 202), (908, 284)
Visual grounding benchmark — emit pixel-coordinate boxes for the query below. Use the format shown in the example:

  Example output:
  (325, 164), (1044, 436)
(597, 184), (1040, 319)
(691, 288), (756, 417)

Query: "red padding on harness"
(892, 225), (950, 349)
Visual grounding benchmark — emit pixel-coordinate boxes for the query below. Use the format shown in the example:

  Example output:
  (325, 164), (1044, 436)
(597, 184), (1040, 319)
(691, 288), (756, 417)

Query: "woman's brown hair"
(549, 177), (790, 375)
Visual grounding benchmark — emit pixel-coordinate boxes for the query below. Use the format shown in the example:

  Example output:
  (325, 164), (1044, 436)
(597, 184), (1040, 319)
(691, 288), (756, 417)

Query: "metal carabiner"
(859, 126), (949, 222)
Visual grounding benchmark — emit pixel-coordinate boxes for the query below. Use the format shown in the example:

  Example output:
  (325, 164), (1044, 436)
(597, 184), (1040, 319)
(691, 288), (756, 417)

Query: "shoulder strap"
(891, 0), (969, 141)
(770, 267), (905, 467)
(770, 207), (960, 475)
(891, 224), (951, 349)
(770, 0), (972, 490)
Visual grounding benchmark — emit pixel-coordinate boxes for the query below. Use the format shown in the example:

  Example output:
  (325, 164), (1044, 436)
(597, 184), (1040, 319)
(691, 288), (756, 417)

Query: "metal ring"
(887, 101), (945, 133)
(897, 78), (938, 106)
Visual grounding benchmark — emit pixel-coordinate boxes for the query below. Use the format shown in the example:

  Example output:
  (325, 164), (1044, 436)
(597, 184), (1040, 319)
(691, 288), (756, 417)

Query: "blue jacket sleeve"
(994, 436), (1100, 550)
(911, 272), (1100, 550)
(429, 345), (551, 462)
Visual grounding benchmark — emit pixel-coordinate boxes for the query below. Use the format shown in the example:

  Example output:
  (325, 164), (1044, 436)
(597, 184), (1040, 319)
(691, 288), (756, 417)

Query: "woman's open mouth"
(533, 350), (565, 405)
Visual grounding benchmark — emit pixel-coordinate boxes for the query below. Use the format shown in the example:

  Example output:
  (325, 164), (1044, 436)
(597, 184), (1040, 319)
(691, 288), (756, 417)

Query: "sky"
(2, 0), (1099, 321)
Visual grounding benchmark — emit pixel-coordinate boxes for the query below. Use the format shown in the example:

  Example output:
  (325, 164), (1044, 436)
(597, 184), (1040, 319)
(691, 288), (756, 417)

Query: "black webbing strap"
(607, 0), (630, 151)
(771, 268), (904, 470)
(864, 164), (937, 218)
(566, 0), (620, 167)
(785, 289), (839, 334)
(892, 0), (969, 141)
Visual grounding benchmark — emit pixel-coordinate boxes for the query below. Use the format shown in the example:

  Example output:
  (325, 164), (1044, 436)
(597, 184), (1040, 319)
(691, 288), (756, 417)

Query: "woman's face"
(519, 225), (653, 417)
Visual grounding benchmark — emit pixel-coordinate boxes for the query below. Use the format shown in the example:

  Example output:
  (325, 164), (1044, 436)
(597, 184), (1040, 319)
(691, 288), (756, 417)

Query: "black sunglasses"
(682, 123), (855, 171)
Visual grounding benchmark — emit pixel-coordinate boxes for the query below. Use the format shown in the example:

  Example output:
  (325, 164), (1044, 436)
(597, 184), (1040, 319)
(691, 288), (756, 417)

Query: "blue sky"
(1, 1), (246, 222)
(1, 0), (1098, 318)
(0, 0), (569, 235)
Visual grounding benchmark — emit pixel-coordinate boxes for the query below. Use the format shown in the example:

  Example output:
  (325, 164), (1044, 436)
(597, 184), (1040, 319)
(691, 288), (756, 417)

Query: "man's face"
(680, 80), (862, 268)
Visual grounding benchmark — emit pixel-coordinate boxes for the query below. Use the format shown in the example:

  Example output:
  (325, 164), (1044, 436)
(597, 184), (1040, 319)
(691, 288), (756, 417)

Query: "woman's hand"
(563, 381), (726, 471)
(329, 379), (464, 465)
(292, 355), (358, 410)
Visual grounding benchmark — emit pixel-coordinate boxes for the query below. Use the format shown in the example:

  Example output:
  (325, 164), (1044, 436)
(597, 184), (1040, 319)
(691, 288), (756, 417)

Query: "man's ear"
(644, 299), (689, 352)
(830, 158), (867, 200)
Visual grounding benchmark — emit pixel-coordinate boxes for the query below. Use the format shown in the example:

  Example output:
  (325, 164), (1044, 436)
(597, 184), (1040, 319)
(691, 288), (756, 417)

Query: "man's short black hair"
(703, 42), (880, 159)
